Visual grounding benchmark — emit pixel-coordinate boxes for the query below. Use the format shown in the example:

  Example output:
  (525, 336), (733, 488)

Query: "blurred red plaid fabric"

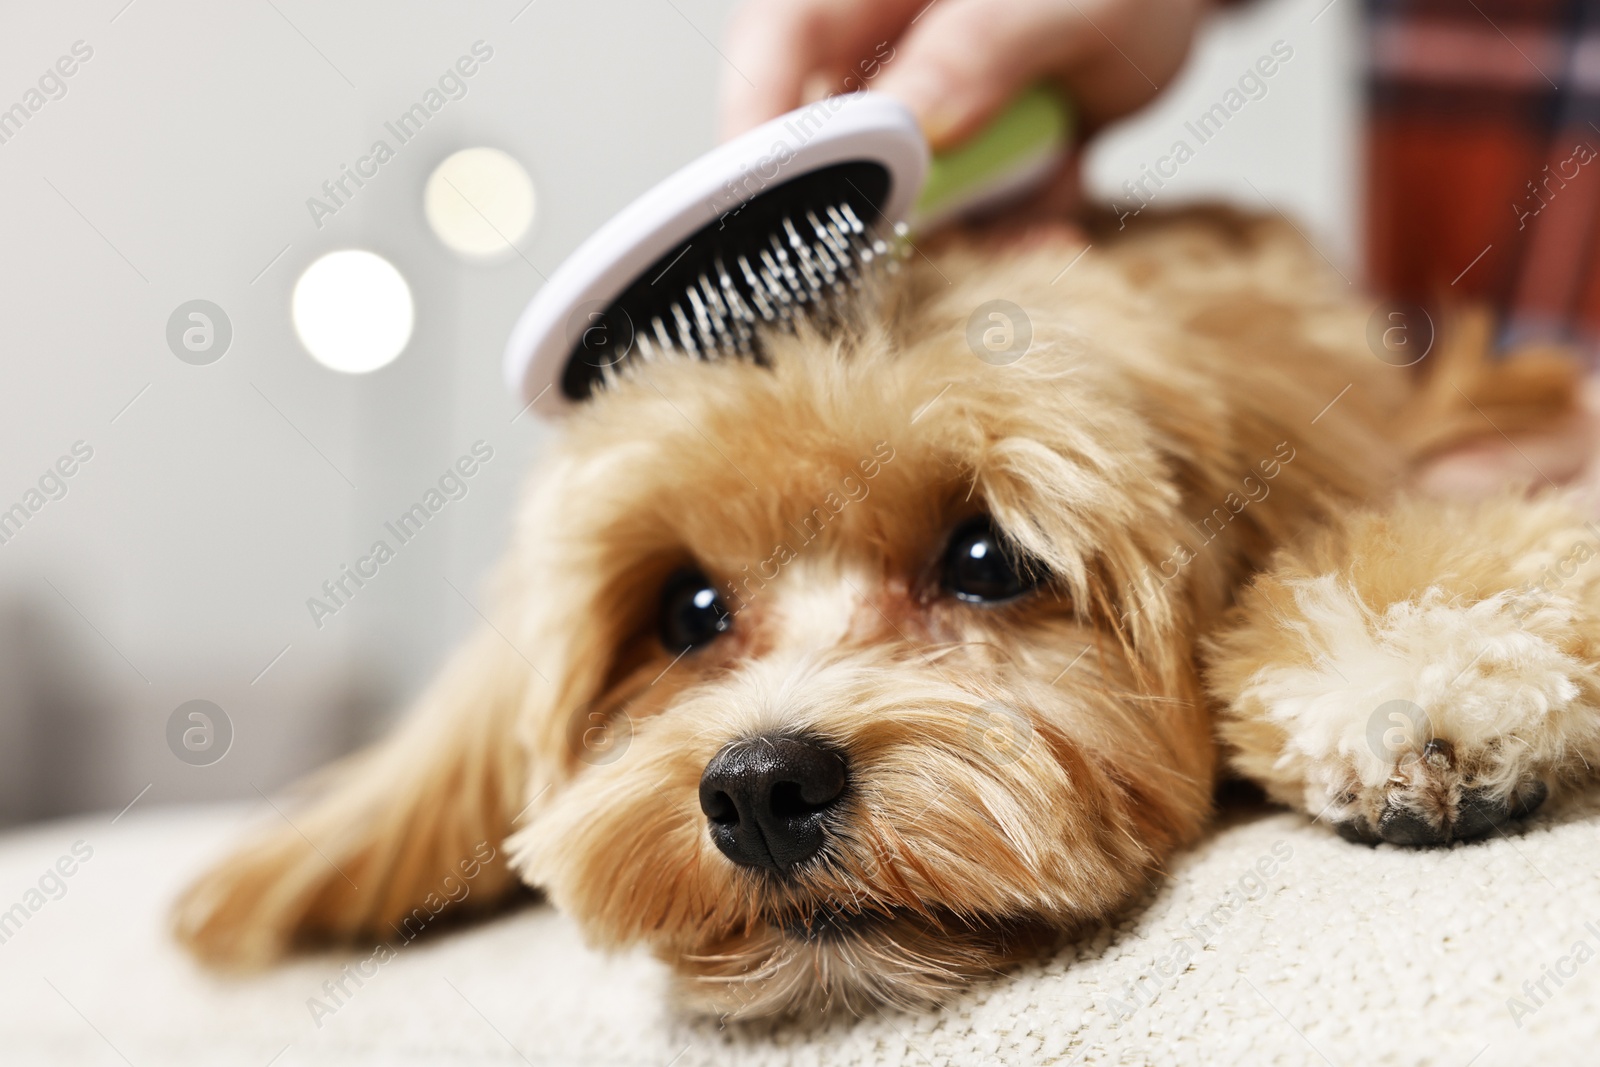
(1367, 0), (1600, 355)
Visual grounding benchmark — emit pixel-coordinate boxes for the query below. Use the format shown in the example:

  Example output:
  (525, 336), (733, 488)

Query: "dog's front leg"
(1205, 492), (1600, 844)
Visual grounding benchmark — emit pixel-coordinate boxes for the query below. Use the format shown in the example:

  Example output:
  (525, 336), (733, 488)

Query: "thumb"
(872, 0), (1088, 150)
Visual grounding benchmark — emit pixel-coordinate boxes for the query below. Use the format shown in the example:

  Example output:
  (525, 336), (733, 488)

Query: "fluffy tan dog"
(175, 210), (1600, 1017)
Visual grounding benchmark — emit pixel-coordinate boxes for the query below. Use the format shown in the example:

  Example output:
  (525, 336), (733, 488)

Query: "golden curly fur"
(174, 210), (1600, 1017)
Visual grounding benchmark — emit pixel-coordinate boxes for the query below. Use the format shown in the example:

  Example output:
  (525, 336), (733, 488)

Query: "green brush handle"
(914, 86), (1074, 226)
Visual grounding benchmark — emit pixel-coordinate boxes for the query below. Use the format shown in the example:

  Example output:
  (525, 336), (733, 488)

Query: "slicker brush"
(504, 89), (1070, 415)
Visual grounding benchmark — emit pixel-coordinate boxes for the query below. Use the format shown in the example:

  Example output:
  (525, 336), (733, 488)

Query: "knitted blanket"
(2, 796), (1595, 1065)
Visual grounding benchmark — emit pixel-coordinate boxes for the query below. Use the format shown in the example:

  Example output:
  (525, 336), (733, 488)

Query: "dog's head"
(171, 218), (1396, 1006)
(502, 233), (1244, 1017)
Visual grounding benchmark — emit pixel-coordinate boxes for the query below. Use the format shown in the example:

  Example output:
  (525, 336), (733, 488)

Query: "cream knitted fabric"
(1, 797), (1595, 1065)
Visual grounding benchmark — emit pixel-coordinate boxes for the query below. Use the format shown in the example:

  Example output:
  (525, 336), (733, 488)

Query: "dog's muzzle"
(698, 735), (847, 874)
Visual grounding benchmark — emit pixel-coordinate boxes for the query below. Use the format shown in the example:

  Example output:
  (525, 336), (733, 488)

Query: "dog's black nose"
(698, 735), (847, 874)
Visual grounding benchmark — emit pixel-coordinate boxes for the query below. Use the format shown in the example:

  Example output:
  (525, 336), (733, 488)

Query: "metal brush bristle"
(633, 201), (899, 362)
(558, 159), (906, 401)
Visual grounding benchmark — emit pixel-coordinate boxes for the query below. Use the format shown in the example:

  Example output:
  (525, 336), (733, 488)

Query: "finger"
(1416, 413), (1597, 497)
(719, 0), (927, 140)
(873, 0), (1095, 149)
(719, 1), (827, 140)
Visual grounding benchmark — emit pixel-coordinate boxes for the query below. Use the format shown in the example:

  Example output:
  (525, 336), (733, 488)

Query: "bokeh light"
(291, 249), (414, 373)
(424, 147), (537, 261)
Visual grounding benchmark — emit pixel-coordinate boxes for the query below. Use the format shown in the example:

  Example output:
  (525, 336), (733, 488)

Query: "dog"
(175, 208), (1600, 1017)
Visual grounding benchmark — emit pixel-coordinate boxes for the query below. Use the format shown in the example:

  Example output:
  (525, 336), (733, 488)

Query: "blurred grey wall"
(0, 0), (740, 822)
(0, 0), (1356, 825)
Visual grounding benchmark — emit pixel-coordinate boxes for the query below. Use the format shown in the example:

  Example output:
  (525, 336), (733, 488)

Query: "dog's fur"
(174, 210), (1600, 1017)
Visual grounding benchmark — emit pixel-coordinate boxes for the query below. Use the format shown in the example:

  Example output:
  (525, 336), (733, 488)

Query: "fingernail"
(879, 67), (962, 146)
(920, 104), (966, 150)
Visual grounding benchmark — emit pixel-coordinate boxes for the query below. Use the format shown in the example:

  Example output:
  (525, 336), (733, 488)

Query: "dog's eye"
(942, 516), (1040, 604)
(660, 568), (732, 652)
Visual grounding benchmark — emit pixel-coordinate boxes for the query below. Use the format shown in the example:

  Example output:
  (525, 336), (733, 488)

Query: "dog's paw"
(1330, 737), (1549, 846)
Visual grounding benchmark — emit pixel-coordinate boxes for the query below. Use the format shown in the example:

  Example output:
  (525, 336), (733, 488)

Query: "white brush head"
(503, 92), (929, 415)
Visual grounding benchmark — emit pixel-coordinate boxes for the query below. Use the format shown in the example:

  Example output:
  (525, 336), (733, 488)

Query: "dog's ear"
(173, 623), (538, 966)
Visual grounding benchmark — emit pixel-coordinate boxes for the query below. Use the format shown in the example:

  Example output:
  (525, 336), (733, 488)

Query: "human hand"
(720, 0), (1211, 151)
